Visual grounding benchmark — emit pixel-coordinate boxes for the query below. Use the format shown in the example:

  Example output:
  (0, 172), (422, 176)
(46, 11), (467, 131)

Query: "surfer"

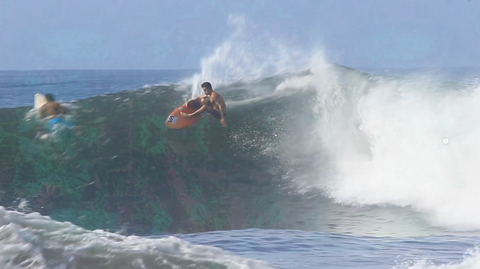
(184, 82), (227, 127)
(38, 93), (71, 128)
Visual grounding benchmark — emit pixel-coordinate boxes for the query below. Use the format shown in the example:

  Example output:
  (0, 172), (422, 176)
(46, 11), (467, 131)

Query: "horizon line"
(0, 68), (200, 72)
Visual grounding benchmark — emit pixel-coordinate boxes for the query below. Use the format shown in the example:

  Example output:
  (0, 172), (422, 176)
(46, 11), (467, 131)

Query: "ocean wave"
(0, 207), (274, 269)
(1, 61), (480, 236)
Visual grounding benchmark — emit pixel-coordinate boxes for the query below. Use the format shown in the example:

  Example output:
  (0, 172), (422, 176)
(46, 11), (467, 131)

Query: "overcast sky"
(0, 0), (479, 70)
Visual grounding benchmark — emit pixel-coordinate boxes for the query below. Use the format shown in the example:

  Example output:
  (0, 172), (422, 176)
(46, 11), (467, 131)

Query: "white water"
(395, 247), (480, 269)
(288, 57), (480, 232)
(0, 207), (272, 269)
(185, 14), (309, 98)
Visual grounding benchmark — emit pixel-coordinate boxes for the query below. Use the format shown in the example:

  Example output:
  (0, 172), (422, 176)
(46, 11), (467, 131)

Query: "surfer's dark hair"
(45, 93), (55, 101)
(201, 82), (212, 90)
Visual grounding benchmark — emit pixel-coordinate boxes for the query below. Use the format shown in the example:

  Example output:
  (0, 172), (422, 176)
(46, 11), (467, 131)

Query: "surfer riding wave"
(182, 82), (227, 127)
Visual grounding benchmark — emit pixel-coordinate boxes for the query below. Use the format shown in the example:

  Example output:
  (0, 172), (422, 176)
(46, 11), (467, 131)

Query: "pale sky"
(0, 0), (479, 70)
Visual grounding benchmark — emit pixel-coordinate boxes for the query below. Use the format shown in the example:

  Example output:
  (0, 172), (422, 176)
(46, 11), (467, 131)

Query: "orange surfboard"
(165, 103), (201, 129)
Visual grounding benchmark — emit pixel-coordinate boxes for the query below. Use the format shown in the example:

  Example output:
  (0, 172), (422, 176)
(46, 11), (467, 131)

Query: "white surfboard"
(34, 93), (47, 109)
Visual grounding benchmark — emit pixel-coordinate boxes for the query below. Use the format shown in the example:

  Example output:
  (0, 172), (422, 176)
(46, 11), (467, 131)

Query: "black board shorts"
(207, 109), (225, 119)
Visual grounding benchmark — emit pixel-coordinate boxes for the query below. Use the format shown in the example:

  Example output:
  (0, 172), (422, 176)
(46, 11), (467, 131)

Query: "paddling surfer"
(38, 93), (72, 129)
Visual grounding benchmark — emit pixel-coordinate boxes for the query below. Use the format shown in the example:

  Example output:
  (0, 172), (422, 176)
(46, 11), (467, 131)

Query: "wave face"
(2, 61), (480, 236)
(0, 72), (323, 234)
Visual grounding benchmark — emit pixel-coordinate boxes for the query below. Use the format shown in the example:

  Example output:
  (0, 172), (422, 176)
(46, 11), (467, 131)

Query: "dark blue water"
(0, 69), (197, 108)
(172, 229), (480, 269)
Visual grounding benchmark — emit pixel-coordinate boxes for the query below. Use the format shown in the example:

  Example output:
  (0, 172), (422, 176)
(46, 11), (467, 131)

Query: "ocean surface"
(2, 55), (480, 268)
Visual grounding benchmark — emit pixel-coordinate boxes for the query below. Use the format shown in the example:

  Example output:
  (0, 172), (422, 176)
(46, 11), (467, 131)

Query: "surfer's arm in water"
(57, 103), (68, 114)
